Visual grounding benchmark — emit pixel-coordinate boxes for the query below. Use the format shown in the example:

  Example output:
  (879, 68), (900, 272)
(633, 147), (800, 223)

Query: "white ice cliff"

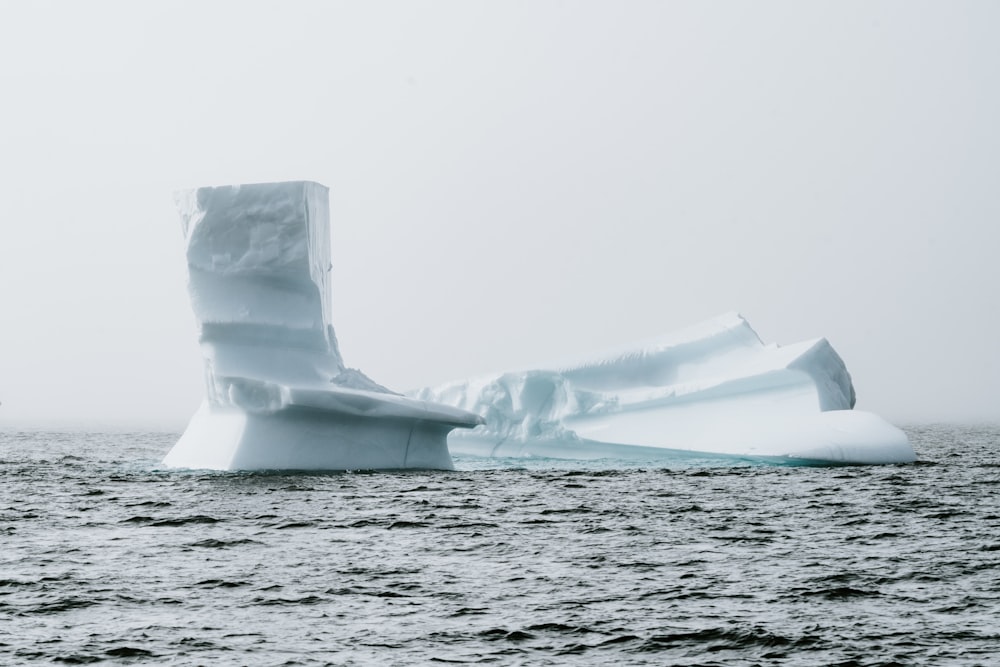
(412, 314), (915, 465)
(162, 181), (481, 471)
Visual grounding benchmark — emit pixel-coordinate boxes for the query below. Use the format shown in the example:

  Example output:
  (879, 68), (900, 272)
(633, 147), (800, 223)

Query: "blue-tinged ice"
(412, 314), (915, 465)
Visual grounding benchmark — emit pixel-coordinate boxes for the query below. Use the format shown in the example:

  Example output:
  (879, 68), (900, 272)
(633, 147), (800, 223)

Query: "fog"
(0, 1), (997, 429)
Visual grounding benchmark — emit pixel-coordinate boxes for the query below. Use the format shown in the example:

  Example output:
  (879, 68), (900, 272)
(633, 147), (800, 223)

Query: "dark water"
(1, 425), (998, 666)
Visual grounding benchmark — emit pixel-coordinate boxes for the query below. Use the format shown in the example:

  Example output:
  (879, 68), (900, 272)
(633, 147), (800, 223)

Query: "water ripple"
(0, 425), (998, 664)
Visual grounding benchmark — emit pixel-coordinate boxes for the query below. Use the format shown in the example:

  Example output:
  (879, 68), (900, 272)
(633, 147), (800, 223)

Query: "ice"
(162, 181), (912, 469)
(162, 181), (481, 471)
(412, 313), (915, 465)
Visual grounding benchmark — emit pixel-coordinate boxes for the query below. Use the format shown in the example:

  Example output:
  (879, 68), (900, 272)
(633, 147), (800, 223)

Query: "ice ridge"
(412, 313), (914, 465)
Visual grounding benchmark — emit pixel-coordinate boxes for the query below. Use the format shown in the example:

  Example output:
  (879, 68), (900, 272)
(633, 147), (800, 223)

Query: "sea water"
(1, 424), (997, 665)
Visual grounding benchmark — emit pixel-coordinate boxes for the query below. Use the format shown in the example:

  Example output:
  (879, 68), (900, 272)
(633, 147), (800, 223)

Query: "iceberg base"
(164, 402), (456, 471)
(447, 410), (914, 466)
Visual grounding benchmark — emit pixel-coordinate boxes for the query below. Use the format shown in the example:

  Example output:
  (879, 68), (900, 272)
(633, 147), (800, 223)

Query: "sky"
(0, 1), (997, 429)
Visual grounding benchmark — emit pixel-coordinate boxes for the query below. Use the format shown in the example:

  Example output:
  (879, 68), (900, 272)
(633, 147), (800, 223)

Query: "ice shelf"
(412, 313), (915, 465)
(162, 181), (481, 471)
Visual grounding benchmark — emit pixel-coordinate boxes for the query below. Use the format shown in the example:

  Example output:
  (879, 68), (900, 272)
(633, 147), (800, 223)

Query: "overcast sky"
(0, 1), (997, 429)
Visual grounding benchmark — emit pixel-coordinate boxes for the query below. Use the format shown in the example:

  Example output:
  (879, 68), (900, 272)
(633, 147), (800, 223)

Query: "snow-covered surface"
(163, 181), (480, 471)
(413, 314), (915, 465)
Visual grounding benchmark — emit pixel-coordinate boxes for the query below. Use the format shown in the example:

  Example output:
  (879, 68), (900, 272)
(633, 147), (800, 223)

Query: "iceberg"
(412, 314), (915, 465)
(162, 181), (481, 471)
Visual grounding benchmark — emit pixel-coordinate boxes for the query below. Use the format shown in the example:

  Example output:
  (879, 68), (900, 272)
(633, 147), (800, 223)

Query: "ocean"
(1, 424), (998, 665)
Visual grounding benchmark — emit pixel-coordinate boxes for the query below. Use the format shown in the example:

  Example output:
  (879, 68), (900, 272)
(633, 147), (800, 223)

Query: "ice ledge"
(412, 313), (915, 465)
